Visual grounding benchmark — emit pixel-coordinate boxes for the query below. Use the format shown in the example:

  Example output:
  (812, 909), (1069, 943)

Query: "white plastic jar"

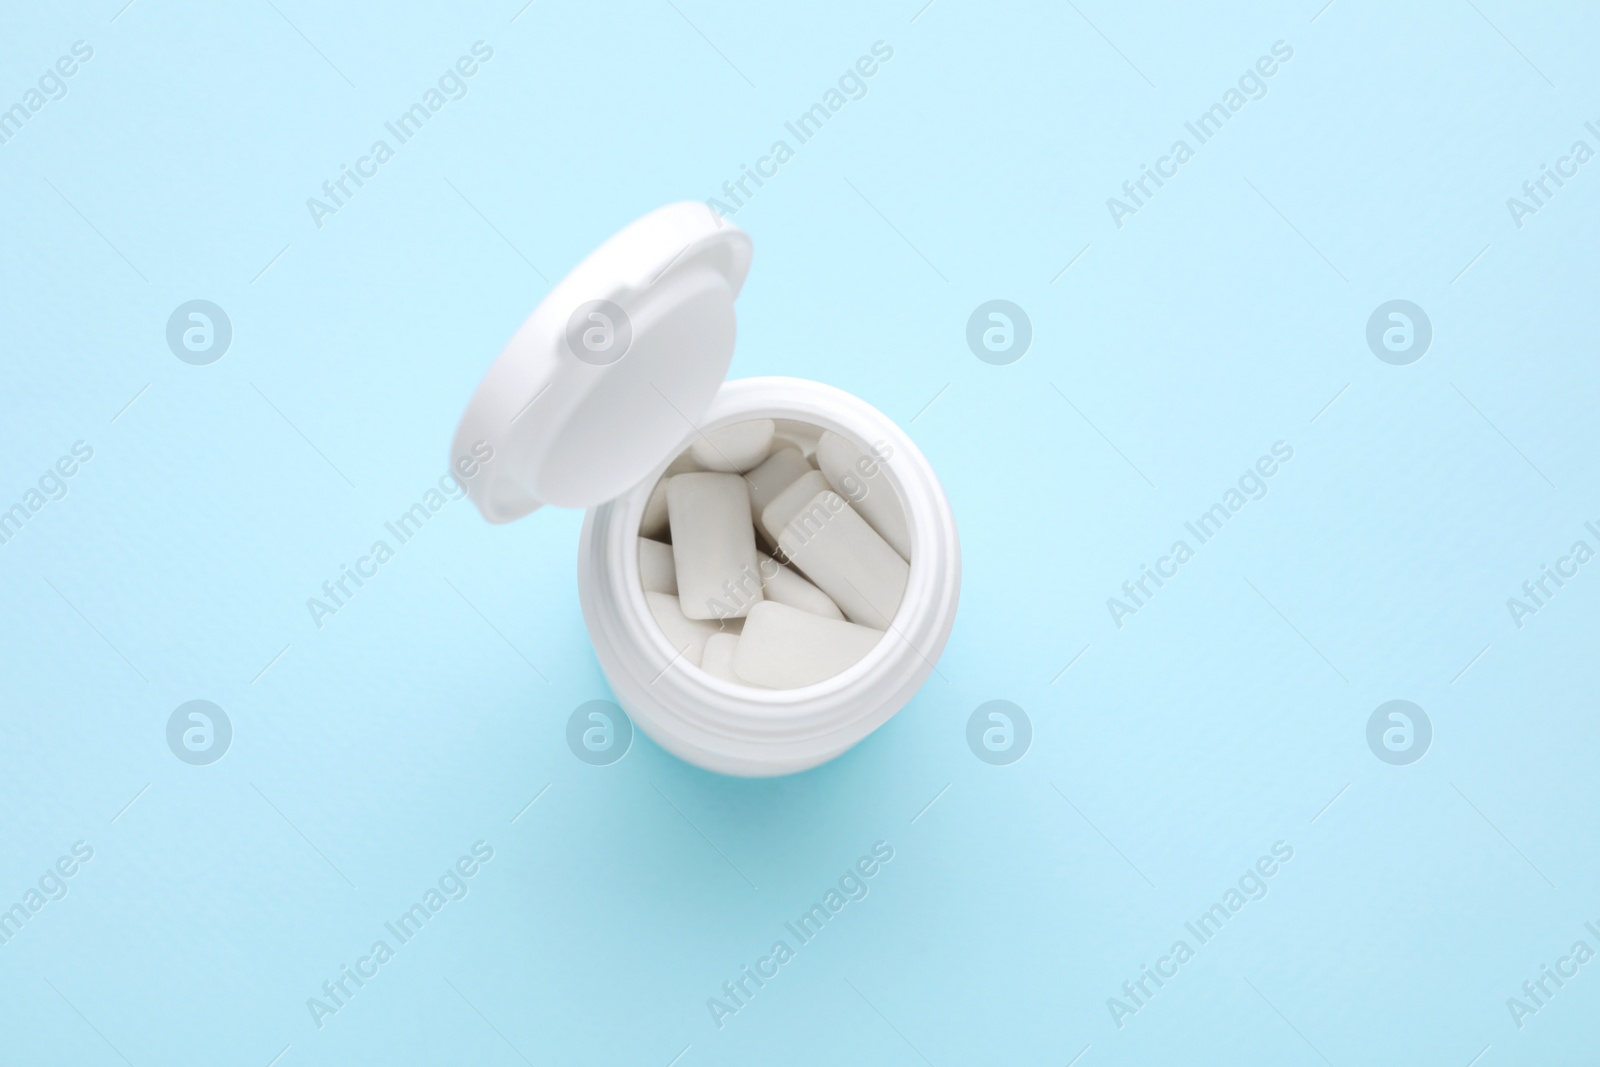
(451, 203), (960, 776)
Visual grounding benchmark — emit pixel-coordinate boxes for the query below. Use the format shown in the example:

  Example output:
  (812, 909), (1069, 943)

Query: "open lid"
(450, 202), (752, 523)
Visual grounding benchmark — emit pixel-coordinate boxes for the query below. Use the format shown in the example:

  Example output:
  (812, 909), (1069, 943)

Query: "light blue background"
(3, 0), (1597, 1063)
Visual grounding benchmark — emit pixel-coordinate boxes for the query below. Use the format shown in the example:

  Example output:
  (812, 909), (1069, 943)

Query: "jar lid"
(450, 203), (752, 523)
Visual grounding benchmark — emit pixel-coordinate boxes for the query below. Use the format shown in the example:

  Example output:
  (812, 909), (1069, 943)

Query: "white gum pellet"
(743, 447), (812, 525)
(641, 453), (705, 540)
(772, 419), (822, 463)
(690, 419), (775, 473)
(638, 538), (677, 594)
(733, 601), (883, 689)
(815, 431), (910, 561)
(645, 592), (722, 666)
(699, 632), (746, 684)
(664, 451), (703, 477)
(640, 478), (671, 540)
(759, 470), (833, 540)
(758, 552), (843, 620)
(771, 490), (908, 630)
(668, 472), (764, 620)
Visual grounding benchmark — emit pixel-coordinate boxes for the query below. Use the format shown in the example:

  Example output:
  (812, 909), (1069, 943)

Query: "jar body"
(576, 377), (960, 777)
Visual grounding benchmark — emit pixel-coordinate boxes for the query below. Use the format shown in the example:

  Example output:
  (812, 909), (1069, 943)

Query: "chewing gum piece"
(759, 470), (832, 542)
(774, 490), (908, 630)
(645, 592), (722, 666)
(638, 538), (677, 594)
(668, 472), (764, 620)
(772, 419), (822, 463)
(690, 419), (775, 473)
(816, 431), (910, 561)
(743, 447), (812, 526)
(699, 632), (745, 684)
(758, 552), (844, 620)
(733, 601), (883, 689)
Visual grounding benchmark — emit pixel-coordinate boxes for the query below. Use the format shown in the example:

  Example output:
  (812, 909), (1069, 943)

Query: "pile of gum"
(638, 418), (911, 689)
